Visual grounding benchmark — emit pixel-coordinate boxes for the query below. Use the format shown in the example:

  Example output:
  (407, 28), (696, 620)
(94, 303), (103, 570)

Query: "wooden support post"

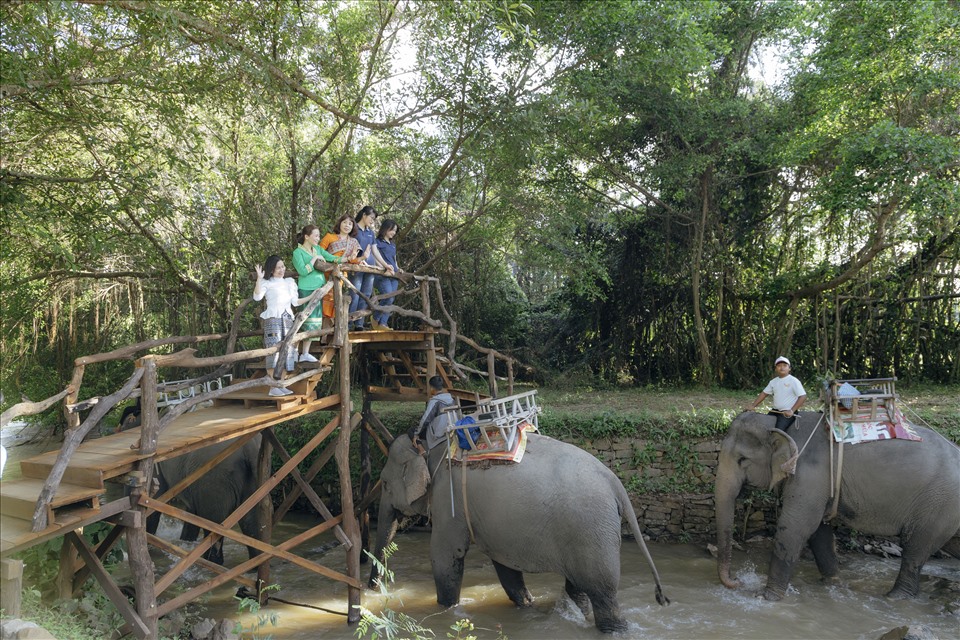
(126, 358), (159, 638)
(359, 395), (372, 562)
(487, 351), (498, 398)
(64, 364), (85, 429)
(420, 280), (431, 328)
(56, 532), (81, 600)
(507, 359), (514, 396)
(333, 269), (348, 347)
(256, 428), (274, 604)
(1, 559), (24, 617)
(426, 333), (437, 381)
(337, 287), (362, 624)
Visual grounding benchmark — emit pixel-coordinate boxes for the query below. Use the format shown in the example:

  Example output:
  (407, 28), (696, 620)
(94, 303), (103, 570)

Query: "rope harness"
(426, 442), (477, 544)
(775, 412), (842, 521)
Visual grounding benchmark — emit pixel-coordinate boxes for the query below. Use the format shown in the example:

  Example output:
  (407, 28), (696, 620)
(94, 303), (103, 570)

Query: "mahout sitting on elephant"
(371, 433), (669, 633)
(715, 411), (960, 600)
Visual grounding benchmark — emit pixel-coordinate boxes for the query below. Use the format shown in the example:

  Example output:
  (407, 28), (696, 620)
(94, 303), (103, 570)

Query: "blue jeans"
(349, 271), (376, 328)
(373, 275), (399, 326)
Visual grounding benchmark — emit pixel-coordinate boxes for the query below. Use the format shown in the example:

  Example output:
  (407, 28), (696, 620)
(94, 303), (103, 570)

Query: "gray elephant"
(715, 411), (960, 600)
(371, 433), (668, 633)
(120, 408), (263, 565)
(153, 435), (264, 565)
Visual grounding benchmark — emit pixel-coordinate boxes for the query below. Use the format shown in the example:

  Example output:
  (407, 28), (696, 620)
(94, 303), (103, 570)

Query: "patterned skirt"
(264, 313), (296, 372)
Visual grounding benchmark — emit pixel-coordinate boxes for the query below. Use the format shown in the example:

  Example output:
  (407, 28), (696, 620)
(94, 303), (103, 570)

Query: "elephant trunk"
(714, 458), (743, 589)
(369, 496), (399, 589)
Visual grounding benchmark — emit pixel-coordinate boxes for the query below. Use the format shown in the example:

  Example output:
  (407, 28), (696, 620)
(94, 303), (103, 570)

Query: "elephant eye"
(737, 456), (748, 466)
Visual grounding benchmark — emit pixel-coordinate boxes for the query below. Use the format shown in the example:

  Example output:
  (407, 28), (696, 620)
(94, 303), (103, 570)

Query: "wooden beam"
(262, 429), (350, 547)
(155, 515), (345, 618)
(153, 413), (347, 593)
(65, 531), (151, 639)
(143, 498), (360, 588)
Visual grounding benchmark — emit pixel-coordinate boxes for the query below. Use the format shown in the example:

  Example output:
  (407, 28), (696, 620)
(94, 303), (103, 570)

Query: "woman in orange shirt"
(319, 214), (363, 321)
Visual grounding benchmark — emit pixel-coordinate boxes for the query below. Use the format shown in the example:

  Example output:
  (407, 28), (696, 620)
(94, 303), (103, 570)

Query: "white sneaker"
(299, 352), (318, 363)
(269, 387), (293, 396)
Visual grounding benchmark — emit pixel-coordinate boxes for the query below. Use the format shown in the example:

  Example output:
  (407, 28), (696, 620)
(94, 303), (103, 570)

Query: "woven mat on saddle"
(448, 421), (537, 465)
(829, 403), (922, 444)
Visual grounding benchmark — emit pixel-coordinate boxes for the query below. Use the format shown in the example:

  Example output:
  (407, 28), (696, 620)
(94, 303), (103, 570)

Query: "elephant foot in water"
(757, 587), (785, 601)
(492, 561), (534, 607)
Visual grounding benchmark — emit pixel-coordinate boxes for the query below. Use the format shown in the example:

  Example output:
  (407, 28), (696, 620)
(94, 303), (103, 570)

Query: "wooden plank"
(0, 478), (102, 508)
(19, 460), (105, 489)
(0, 497), (132, 558)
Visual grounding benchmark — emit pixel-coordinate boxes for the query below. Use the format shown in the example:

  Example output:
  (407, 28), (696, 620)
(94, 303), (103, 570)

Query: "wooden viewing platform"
(0, 266), (520, 638)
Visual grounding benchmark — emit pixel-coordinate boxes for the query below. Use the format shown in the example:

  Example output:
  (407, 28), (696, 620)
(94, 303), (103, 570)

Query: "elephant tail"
(618, 486), (670, 606)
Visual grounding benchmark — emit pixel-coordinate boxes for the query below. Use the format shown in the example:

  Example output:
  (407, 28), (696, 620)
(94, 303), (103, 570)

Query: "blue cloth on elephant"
(454, 416), (481, 450)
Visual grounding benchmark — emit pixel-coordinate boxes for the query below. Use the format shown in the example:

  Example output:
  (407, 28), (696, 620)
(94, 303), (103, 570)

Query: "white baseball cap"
(775, 356), (790, 366)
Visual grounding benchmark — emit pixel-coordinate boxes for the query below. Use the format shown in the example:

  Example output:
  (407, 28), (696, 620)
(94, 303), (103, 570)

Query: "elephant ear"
(401, 452), (431, 506)
(766, 428), (799, 489)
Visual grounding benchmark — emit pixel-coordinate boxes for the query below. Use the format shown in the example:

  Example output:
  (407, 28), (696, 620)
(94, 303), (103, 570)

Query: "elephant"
(152, 435), (264, 565)
(371, 433), (669, 633)
(715, 411), (960, 600)
(120, 407), (263, 565)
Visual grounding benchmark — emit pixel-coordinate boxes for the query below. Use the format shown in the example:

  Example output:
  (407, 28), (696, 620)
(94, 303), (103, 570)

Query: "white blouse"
(254, 278), (300, 319)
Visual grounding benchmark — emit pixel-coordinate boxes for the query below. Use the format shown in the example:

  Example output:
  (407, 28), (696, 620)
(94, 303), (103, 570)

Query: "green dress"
(292, 244), (340, 331)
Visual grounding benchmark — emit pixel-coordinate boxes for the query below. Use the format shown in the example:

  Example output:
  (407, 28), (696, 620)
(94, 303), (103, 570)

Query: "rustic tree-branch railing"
(0, 263), (525, 639)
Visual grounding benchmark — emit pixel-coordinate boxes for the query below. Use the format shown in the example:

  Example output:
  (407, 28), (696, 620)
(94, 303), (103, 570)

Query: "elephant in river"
(371, 433), (669, 633)
(120, 407), (263, 565)
(152, 435), (264, 565)
(715, 411), (960, 600)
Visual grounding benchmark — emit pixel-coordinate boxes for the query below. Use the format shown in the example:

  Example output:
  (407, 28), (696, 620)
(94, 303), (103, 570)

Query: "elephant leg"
(564, 579), (591, 617)
(180, 522), (201, 541)
(887, 531), (938, 599)
(430, 531), (468, 607)
(492, 561), (533, 607)
(202, 533), (225, 566)
(764, 504), (825, 600)
(145, 511), (161, 536)
(585, 588), (627, 634)
(807, 523), (839, 578)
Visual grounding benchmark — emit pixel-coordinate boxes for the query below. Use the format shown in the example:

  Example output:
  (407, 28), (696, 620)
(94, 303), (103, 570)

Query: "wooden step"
(18, 459), (106, 489)
(0, 478), (103, 523)
(212, 389), (304, 410)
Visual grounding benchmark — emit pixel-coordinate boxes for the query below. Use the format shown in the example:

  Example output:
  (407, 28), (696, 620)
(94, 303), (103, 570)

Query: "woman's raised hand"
(255, 264), (264, 280)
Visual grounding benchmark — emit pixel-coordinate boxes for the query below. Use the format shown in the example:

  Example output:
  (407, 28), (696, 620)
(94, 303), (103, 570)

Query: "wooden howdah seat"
(441, 390), (541, 456)
(825, 377), (899, 424)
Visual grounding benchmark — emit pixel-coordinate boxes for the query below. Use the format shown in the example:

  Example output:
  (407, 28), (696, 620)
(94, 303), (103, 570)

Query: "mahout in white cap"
(774, 356), (790, 366)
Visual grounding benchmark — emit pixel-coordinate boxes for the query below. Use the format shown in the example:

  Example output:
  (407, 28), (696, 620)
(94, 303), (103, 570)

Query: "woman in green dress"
(292, 224), (343, 362)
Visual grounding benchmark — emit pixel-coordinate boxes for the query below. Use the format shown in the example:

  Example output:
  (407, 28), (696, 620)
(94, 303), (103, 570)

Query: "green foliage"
(357, 545), (507, 640)
(234, 584), (282, 640)
(4, 588), (125, 640)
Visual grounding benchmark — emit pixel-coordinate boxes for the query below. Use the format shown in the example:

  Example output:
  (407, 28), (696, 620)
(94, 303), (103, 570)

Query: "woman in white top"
(253, 255), (312, 396)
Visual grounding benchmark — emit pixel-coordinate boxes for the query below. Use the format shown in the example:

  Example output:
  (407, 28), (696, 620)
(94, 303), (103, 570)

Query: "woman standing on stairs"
(372, 219), (401, 330)
(319, 214), (363, 328)
(292, 225), (344, 362)
(254, 255), (315, 396)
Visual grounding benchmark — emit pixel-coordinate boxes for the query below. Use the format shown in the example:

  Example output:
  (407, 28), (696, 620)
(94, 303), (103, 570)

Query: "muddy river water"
(191, 515), (959, 640)
(3, 429), (958, 639)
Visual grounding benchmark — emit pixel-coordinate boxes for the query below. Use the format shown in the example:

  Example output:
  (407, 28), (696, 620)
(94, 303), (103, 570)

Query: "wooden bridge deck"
(0, 394), (339, 555)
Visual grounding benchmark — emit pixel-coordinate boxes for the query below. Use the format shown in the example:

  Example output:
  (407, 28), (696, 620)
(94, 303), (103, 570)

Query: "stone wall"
(577, 435), (779, 542)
